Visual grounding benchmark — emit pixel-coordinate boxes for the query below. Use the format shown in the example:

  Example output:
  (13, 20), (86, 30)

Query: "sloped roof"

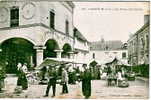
(90, 40), (123, 51)
(128, 22), (149, 42)
(105, 57), (130, 66)
(74, 28), (88, 42)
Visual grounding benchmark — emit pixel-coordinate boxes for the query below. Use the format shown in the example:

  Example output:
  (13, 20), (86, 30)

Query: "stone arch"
(0, 35), (37, 46)
(0, 37), (36, 73)
(62, 43), (72, 58)
(44, 39), (60, 58)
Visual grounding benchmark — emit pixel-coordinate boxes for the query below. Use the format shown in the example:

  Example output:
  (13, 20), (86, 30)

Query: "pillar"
(54, 49), (63, 59)
(68, 51), (74, 59)
(30, 55), (33, 67)
(34, 45), (46, 66)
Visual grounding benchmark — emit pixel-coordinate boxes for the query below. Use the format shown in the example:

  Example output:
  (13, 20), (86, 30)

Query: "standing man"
(61, 67), (69, 94)
(81, 64), (92, 99)
(44, 66), (57, 97)
(41, 66), (47, 81)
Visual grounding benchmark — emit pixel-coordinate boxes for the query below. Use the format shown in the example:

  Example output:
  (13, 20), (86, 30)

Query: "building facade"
(127, 15), (149, 66)
(89, 39), (128, 65)
(73, 28), (89, 64)
(0, 1), (75, 73)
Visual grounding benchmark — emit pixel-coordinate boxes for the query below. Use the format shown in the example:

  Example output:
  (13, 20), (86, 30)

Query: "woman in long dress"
(17, 63), (28, 90)
(81, 64), (92, 99)
(117, 71), (123, 86)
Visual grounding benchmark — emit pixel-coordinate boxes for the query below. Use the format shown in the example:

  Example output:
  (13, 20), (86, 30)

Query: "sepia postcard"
(0, 0), (150, 99)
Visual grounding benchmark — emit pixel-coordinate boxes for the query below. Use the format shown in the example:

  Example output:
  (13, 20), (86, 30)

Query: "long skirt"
(17, 74), (28, 90)
(82, 79), (91, 98)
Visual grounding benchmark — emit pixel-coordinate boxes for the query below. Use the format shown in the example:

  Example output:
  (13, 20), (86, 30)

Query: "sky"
(73, 2), (149, 43)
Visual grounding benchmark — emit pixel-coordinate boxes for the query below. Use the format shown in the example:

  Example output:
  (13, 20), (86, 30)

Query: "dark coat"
(17, 69), (28, 90)
(47, 69), (57, 85)
(82, 69), (92, 98)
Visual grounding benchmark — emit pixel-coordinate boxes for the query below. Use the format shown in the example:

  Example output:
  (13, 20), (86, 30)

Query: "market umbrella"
(35, 58), (62, 70)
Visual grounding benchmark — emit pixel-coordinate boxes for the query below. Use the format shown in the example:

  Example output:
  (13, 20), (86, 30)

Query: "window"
(50, 11), (55, 29)
(105, 46), (109, 50)
(65, 20), (69, 35)
(146, 35), (149, 49)
(92, 53), (95, 59)
(122, 52), (126, 58)
(84, 42), (87, 46)
(10, 7), (19, 27)
(73, 28), (77, 37)
(141, 38), (144, 48)
(113, 52), (117, 54)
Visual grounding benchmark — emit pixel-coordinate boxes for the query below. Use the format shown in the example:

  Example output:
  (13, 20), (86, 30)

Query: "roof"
(36, 57), (86, 70)
(105, 57), (130, 66)
(74, 28), (88, 42)
(66, 1), (75, 8)
(90, 40), (124, 51)
(127, 21), (149, 42)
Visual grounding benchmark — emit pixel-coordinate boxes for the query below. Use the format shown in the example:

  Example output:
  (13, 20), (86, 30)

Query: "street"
(0, 77), (149, 99)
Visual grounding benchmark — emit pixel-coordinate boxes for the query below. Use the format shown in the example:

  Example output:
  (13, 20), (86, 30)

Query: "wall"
(0, 1), (40, 28)
(127, 23), (149, 66)
(137, 25), (149, 65)
(88, 50), (128, 64)
(0, 1), (75, 66)
(0, 1), (74, 49)
(39, 2), (74, 37)
(74, 38), (89, 51)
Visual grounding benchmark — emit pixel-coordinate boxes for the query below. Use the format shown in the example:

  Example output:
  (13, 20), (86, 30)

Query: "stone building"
(0, 1), (75, 73)
(127, 15), (149, 66)
(73, 28), (89, 64)
(89, 38), (128, 64)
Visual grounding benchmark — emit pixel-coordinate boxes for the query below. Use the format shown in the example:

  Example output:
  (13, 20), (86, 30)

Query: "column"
(34, 45), (46, 66)
(68, 51), (74, 59)
(54, 49), (63, 59)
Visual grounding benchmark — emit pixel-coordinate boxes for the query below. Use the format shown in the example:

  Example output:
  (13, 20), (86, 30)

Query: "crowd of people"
(0, 62), (92, 98)
(106, 66), (129, 87)
(0, 60), (130, 98)
(41, 63), (92, 99)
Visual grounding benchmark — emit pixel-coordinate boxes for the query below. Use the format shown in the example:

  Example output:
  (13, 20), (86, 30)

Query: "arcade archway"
(1, 38), (36, 73)
(44, 39), (59, 58)
(62, 43), (72, 58)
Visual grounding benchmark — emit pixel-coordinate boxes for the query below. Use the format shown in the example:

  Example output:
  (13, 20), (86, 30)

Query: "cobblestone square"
(0, 77), (149, 99)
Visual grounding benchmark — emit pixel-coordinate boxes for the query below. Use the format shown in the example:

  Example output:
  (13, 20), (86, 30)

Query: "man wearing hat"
(44, 66), (57, 97)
